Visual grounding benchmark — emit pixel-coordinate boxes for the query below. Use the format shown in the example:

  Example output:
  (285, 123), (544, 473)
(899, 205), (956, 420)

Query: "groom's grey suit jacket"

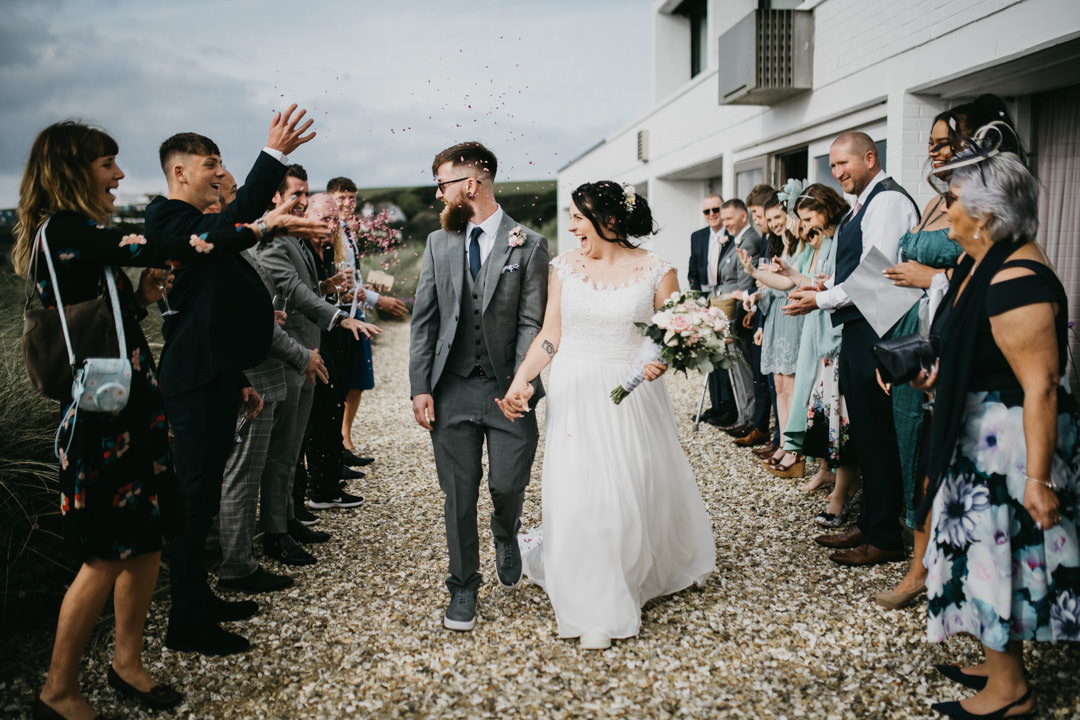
(409, 212), (548, 401)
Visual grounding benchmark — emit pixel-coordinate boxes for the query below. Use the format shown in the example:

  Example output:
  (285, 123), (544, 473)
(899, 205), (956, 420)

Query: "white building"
(558, 0), (1080, 329)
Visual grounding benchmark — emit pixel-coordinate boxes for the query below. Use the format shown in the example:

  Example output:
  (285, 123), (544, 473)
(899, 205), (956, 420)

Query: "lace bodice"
(553, 250), (673, 363)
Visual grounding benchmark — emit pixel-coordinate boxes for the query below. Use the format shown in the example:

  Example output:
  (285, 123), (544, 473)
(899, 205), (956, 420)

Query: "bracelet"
(1026, 475), (1056, 490)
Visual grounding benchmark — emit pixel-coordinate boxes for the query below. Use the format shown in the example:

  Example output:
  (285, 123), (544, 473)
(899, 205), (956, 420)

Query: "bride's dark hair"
(571, 181), (657, 249)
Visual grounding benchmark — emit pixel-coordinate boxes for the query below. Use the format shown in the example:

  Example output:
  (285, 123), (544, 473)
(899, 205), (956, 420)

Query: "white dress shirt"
(465, 206), (504, 271)
(817, 171), (920, 312)
(706, 228), (725, 289)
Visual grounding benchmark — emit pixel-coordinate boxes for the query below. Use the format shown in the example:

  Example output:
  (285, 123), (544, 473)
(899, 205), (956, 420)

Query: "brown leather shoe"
(733, 428), (770, 446)
(815, 525), (865, 549)
(720, 422), (752, 437)
(829, 544), (905, 566)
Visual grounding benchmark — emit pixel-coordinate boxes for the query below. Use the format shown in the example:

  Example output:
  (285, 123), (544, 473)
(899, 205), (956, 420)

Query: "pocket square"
(501, 264), (520, 273)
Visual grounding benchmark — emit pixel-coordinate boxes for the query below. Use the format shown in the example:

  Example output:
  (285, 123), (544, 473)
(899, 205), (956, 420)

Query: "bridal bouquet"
(610, 290), (738, 404)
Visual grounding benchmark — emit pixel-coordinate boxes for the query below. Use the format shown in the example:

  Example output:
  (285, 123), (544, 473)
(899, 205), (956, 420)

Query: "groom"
(409, 141), (548, 631)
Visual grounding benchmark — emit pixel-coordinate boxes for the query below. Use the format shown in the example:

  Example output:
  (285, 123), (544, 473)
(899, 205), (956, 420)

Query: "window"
(675, 0), (708, 78)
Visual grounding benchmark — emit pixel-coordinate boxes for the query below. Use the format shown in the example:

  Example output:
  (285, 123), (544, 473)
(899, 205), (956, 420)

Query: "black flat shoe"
(32, 696), (121, 720)
(207, 593), (259, 621)
(342, 450), (374, 467)
(107, 666), (184, 709)
(935, 664), (989, 691)
(931, 690), (1033, 719)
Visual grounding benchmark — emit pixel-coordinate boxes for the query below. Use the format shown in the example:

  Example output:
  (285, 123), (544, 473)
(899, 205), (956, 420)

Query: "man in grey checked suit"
(211, 170), (330, 592)
(256, 168), (374, 566)
(715, 198), (763, 429)
(409, 142), (548, 632)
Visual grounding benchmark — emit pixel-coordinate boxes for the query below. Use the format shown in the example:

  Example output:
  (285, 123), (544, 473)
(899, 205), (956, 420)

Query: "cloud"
(0, 0), (650, 207)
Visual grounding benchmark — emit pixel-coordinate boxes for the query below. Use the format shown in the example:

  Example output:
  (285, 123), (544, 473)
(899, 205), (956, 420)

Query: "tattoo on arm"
(542, 340), (555, 357)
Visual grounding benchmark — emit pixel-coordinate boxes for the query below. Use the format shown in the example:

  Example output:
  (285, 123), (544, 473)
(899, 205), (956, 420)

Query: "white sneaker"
(579, 632), (611, 650)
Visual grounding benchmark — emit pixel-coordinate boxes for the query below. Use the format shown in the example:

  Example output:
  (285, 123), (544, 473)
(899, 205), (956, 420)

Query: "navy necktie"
(468, 226), (483, 281)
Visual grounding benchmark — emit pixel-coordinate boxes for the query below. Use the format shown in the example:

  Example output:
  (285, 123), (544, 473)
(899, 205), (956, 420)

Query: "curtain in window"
(1035, 84), (1080, 383)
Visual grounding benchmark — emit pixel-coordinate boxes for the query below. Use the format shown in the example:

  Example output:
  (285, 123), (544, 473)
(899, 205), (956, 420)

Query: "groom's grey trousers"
(431, 371), (537, 593)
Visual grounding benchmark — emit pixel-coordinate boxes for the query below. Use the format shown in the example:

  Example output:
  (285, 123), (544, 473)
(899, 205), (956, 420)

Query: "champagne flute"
(159, 267), (178, 317)
(234, 409), (249, 443)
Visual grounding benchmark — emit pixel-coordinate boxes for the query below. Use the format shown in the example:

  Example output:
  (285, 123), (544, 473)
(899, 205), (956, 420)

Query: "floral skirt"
(801, 354), (853, 469)
(925, 389), (1080, 651)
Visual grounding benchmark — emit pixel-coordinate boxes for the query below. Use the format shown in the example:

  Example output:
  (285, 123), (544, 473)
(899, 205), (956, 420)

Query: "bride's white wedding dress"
(520, 250), (715, 640)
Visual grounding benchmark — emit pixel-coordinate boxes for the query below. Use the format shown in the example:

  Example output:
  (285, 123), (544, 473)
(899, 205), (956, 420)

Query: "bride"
(497, 181), (715, 650)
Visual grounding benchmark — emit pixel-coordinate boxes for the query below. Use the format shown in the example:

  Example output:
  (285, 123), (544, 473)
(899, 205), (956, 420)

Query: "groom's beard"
(440, 201), (473, 234)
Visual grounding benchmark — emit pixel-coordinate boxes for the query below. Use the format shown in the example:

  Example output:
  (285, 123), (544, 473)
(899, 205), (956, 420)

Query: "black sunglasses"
(702, 208), (721, 216)
(436, 177), (474, 193)
(941, 191), (957, 209)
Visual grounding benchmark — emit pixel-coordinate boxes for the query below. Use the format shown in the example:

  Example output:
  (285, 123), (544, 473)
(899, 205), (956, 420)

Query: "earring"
(974, 229), (980, 240)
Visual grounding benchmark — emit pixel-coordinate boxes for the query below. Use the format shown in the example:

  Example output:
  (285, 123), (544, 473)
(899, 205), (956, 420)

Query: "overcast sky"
(0, 0), (650, 208)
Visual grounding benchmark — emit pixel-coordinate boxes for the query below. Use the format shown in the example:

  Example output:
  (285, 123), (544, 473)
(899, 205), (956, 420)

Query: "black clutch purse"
(871, 333), (936, 385)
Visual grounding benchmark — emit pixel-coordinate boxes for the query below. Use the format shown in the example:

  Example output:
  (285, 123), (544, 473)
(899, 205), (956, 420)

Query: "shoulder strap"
(37, 218), (127, 367)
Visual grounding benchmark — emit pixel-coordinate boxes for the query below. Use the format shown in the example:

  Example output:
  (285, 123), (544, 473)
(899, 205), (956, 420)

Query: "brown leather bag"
(21, 219), (121, 401)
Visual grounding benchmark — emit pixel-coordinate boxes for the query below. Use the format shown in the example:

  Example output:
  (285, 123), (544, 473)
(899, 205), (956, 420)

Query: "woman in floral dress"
(13, 121), (319, 720)
(914, 131), (1079, 719)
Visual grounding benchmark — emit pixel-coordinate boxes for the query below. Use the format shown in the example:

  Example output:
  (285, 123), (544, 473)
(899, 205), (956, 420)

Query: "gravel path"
(3, 320), (1078, 719)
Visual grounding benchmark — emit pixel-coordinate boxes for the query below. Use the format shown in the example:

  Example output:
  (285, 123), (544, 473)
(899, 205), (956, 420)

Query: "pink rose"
(670, 314), (693, 332)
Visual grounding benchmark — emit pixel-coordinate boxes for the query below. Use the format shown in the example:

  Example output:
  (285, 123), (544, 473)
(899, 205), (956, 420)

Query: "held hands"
(495, 378), (535, 421)
(883, 261), (937, 289)
(266, 103), (316, 155)
(239, 386), (264, 419)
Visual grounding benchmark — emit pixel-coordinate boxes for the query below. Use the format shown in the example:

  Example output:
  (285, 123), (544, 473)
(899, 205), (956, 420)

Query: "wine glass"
(159, 267), (178, 317)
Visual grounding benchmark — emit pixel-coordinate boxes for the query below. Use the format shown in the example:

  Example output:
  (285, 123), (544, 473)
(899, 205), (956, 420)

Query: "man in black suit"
(687, 194), (735, 426)
(144, 105), (317, 655)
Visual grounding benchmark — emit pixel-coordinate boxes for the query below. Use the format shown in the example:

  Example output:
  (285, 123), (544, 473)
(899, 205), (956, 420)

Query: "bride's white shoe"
(579, 633), (611, 650)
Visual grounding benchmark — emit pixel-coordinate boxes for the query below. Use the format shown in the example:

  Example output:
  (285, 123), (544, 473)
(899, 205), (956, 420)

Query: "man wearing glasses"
(409, 141), (549, 633)
(688, 194), (737, 426)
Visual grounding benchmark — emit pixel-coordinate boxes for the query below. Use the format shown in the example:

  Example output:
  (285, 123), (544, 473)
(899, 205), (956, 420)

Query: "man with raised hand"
(144, 105), (319, 656)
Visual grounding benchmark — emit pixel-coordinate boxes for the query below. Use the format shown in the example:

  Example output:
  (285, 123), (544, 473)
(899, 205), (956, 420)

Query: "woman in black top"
(13, 121), (320, 720)
(913, 127), (1078, 719)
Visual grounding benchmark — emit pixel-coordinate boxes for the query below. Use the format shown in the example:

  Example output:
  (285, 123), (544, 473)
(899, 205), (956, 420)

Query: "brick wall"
(813, 0), (1026, 89)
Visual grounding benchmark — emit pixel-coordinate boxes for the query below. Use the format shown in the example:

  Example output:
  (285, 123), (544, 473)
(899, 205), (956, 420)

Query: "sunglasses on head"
(702, 208), (721, 216)
(942, 191), (957, 209)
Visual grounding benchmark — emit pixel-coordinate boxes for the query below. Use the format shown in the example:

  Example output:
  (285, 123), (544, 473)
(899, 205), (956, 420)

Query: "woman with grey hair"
(912, 126), (1079, 719)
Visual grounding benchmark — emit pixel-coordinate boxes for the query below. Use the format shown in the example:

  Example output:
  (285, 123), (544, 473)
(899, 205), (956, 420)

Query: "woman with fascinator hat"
(912, 123), (1080, 719)
(496, 181), (715, 650)
(875, 96), (1024, 612)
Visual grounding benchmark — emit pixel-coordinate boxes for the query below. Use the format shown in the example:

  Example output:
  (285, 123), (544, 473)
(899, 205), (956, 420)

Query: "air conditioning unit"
(636, 129), (650, 163)
(718, 9), (813, 106)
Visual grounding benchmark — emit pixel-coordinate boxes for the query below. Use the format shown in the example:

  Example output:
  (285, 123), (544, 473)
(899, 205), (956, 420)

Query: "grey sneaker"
(306, 491), (363, 509)
(443, 588), (477, 631)
(494, 538), (522, 589)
